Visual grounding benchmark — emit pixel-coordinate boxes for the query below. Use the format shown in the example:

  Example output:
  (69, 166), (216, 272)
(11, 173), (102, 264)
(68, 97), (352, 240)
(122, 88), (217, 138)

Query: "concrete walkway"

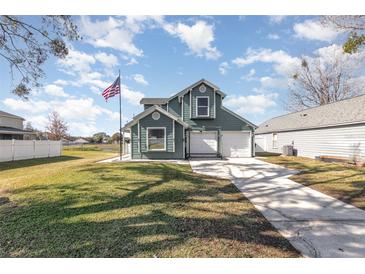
(190, 157), (365, 258)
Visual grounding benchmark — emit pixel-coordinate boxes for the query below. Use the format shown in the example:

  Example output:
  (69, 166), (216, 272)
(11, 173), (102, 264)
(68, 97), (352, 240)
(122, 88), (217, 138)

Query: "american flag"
(102, 76), (120, 101)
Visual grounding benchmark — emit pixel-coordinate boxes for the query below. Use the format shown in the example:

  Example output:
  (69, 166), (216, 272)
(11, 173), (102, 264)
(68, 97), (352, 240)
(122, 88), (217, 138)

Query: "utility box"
(282, 145), (294, 156)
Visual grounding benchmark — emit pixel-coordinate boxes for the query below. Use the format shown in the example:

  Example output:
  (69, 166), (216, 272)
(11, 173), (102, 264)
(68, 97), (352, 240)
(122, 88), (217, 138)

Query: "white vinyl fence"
(0, 140), (62, 162)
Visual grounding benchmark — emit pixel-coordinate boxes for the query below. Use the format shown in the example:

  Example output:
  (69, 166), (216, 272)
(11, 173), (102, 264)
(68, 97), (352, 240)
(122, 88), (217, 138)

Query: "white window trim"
(172, 120), (175, 153)
(137, 121), (140, 152)
(272, 133), (278, 149)
(213, 89), (216, 118)
(189, 90), (192, 118)
(196, 96), (210, 117)
(146, 127), (166, 151)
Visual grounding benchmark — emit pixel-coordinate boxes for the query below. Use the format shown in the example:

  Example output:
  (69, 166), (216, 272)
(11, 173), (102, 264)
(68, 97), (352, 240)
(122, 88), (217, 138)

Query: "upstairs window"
(196, 96), (209, 117)
(147, 127), (166, 151)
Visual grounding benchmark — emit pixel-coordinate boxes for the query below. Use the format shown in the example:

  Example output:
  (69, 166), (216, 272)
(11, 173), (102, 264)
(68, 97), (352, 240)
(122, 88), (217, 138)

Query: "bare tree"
(288, 48), (364, 111)
(322, 16), (365, 53)
(0, 16), (80, 98)
(46, 111), (68, 141)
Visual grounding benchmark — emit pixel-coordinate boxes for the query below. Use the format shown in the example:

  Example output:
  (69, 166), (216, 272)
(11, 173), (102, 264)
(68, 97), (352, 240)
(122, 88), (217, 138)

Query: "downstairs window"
(147, 128), (166, 151)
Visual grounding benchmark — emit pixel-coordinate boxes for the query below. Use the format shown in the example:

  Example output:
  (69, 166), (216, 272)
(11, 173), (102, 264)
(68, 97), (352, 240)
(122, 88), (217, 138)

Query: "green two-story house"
(123, 79), (257, 159)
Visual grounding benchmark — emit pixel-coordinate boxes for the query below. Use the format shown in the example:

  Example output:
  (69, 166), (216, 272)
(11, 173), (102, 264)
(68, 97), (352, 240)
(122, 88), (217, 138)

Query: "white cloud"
(53, 79), (69, 86)
(293, 19), (341, 41)
(132, 74), (149, 86)
(26, 115), (49, 130)
(44, 84), (69, 97)
(126, 57), (138, 66)
(121, 84), (144, 105)
(269, 16), (286, 24)
(232, 48), (301, 75)
(68, 122), (98, 136)
(164, 20), (221, 60)
(3, 94), (130, 136)
(3, 98), (49, 113)
(259, 76), (288, 88)
(241, 68), (256, 81)
(224, 93), (278, 115)
(57, 48), (96, 75)
(95, 52), (118, 67)
(219, 62), (230, 75)
(79, 16), (163, 57)
(267, 33), (280, 40)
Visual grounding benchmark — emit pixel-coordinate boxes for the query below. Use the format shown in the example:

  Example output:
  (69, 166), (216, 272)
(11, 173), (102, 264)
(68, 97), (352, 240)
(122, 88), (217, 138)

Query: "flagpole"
(119, 69), (122, 161)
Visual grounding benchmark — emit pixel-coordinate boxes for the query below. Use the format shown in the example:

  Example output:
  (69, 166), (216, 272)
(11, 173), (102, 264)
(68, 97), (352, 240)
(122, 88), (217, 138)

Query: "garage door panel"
(190, 132), (217, 154)
(222, 131), (251, 157)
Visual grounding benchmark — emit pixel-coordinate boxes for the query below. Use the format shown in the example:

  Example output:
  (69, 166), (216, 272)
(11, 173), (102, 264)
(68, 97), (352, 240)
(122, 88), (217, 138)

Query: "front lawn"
(259, 156), (365, 209)
(0, 150), (298, 257)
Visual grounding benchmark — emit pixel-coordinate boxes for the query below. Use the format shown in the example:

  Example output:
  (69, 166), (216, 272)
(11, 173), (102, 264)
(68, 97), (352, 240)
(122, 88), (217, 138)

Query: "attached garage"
(190, 131), (218, 155)
(189, 130), (252, 158)
(222, 131), (251, 158)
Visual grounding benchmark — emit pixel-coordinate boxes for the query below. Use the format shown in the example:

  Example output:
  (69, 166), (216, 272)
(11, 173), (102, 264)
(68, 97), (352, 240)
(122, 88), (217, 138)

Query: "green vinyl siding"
(167, 96), (181, 117)
(184, 92), (252, 131)
(131, 110), (184, 159)
(131, 81), (255, 159)
(191, 85), (215, 119)
(131, 123), (140, 159)
(143, 104), (153, 110)
(144, 104), (167, 111)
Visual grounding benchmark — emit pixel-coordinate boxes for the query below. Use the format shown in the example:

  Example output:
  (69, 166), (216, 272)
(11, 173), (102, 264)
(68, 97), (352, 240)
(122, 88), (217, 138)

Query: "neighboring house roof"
(0, 126), (34, 134)
(123, 105), (190, 129)
(256, 94), (365, 134)
(73, 138), (89, 144)
(0, 110), (25, 120)
(140, 98), (169, 105)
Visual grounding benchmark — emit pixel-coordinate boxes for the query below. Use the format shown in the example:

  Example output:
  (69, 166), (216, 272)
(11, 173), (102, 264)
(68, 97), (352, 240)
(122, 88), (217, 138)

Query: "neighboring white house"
(0, 110), (34, 140)
(73, 138), (89, 145)
(255, 95), (365, 161)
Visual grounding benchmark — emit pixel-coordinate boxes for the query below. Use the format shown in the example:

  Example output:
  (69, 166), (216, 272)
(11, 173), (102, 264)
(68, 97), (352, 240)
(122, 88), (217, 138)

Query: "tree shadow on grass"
(0, 162), (299, 258)
(0, 156), (82, 172)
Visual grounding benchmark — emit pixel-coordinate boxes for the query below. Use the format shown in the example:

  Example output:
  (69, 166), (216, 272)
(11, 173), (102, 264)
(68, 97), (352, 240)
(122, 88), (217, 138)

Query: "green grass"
(259, 156), (365, 209)
(63, 143), (121, 152)
(0, 150), (298, 258)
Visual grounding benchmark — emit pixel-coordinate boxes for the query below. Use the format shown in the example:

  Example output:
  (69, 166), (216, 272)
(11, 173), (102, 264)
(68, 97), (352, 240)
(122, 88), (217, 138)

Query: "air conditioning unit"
(282, 145), (294, 156)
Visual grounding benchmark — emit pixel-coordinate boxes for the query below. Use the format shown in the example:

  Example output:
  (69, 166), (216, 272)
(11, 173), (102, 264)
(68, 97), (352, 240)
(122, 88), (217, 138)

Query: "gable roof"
(256, 94), (365, 134)
(168, 79), (226, 101)
(139, 79), (226, 106)
(0, 110), (25, 120)
(123, 105), (190, 129)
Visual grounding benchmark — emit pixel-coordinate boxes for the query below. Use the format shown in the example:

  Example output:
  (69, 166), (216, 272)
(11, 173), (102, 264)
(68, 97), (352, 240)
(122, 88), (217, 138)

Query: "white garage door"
(222, 131), (251, 157)
(190, 131), (218, 154)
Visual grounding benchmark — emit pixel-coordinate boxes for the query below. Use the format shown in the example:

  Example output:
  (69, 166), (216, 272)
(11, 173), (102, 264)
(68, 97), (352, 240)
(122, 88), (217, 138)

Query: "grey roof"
(0, 110), (25, 120)
(139, 79), (226, 105)
(256, 94), (365, 134)
(140, 98), (169, 105)
(0, 126), (33, 134)
(169, 78), (226, 101)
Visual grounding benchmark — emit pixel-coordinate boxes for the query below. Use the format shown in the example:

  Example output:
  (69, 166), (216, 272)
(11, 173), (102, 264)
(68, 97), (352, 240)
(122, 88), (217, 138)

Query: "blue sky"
(0, 15), (358, 136)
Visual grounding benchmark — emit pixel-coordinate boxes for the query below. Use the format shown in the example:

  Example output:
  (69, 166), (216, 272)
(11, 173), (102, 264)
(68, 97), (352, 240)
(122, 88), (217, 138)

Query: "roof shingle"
(256, 94), (365, 134)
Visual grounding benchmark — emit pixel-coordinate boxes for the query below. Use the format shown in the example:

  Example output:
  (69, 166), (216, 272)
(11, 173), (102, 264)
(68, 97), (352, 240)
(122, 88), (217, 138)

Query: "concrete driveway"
(189, 157), (365, 258)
